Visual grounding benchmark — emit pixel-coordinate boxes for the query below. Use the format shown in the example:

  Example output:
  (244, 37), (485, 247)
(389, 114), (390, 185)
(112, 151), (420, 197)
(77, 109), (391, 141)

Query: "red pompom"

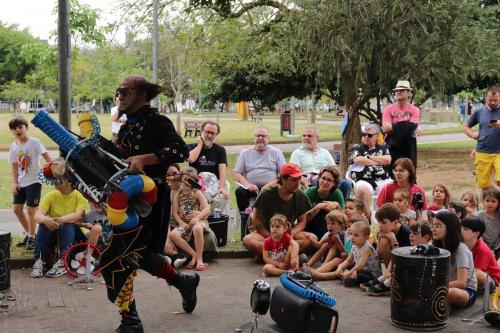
(108, 191), (129, 210)
(43, 163), (54, 178)
(141, 187), (157, 204)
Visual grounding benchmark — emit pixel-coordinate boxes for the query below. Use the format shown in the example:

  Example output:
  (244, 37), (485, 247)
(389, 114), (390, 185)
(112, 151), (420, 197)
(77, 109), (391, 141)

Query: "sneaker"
(163, 255), (172, 265)
(16, 235), (28, 247)
(171, 254), (187, 268)
(366, 282), (391, 296)
(360, 278), (380, 291)
(25, 236), (36, 250)
(343, 278), (358, 288)
(31, 258), (45, 278)
(46, 259), (67, 278)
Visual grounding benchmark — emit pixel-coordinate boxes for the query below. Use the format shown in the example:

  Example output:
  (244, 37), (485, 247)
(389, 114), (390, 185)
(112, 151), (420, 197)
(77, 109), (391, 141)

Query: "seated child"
(461, 216), (500, 288)
(80, 202), (112, 255)
(344, 198), (364, 220)
(375, 203), (411, 268)
(449, 201), (467, 222)
(164, 164), (188, 268)
(309, 215), (368, 278)
(427, 183), (451, 212)
(262, 214), (299, 276)
(478, 188), (500, 259)
(363, 223), (432, 296)
(461, 190), (479, 217)
(304, 210), (348, 269)
(310, 221), (381, 287)
(170, 167), (211, 272)
(433, 210), (477, 308)
(393, 188), (416, 226)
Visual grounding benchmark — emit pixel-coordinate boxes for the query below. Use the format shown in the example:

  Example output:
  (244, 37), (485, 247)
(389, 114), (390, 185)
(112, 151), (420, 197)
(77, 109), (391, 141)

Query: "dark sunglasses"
(115, 87), (135, 98)
(362, 132), (375, 138)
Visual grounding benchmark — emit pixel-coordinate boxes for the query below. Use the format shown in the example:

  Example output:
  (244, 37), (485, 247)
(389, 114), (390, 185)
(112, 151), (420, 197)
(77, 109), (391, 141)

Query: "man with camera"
(464, 85), (500, 192)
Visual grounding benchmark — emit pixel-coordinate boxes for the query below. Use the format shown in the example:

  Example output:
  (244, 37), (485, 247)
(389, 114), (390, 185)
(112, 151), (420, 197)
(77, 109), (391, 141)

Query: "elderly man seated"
(349, 123), (392, 218)
(242, 163), (313, 255)
(290, 126), (351, 200)
(234, 126), (286, 233)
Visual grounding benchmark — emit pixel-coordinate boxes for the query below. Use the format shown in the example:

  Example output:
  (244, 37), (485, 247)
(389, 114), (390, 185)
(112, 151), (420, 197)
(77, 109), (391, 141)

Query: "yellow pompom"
(107, 205), (127, 225)
(140, 174), (155, 192)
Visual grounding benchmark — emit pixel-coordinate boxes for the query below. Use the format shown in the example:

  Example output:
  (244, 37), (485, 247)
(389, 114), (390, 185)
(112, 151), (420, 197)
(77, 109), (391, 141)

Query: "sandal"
(195, 263), (208, 271)
(185, 263), (196, 269)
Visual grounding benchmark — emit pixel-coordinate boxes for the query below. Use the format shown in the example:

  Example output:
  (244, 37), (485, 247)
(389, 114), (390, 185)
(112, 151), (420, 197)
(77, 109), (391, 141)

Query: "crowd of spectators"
(8, 83), (500, 315)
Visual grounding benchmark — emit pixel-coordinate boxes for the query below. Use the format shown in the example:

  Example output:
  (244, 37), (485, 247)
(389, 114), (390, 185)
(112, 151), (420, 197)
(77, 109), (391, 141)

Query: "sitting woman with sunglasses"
(376, 157), (427, 213)
(349, 123), (393, 219)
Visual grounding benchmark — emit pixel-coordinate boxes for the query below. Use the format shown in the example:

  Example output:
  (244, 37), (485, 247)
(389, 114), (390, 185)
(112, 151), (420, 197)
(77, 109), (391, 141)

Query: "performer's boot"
(115, 300), (144, 333)
(169, 271), (200, 313)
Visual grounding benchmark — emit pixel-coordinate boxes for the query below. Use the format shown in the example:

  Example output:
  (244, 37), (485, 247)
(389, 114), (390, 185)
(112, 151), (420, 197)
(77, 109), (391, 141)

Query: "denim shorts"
(13, 183), (42, 207)
(465, 287), (477, 307)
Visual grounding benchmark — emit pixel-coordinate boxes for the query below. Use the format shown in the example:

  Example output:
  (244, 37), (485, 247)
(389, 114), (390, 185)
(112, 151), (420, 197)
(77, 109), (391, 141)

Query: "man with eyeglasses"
(349, 123), (392, 218)
(382, 80), (420, 168)
(187, 120), (229, 201)
(105, 76), (199, 332)
(290, 126), (351, 199)
(234, 126), (286, 236)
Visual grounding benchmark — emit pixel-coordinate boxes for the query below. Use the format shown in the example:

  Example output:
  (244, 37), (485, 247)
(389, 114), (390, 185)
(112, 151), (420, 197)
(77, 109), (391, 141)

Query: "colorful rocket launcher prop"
(107, 174), (157, 229)
(32, 110), (157, 229)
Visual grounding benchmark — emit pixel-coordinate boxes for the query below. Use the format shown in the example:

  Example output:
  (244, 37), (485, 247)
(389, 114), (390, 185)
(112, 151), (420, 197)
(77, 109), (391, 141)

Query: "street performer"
(100, 75), (199, 333)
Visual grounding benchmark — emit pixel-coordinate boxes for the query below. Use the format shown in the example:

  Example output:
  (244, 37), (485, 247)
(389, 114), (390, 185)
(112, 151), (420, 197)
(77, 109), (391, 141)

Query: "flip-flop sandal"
(195, 263), (208, 271)
(185, 263), (196, 269)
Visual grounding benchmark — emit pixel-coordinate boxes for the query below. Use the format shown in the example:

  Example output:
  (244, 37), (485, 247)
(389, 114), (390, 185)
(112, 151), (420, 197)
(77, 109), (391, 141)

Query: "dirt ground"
(417, 149), (477, 200)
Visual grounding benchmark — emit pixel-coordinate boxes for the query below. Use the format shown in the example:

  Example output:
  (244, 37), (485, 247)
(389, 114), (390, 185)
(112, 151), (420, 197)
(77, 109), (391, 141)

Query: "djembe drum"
(391, 246), (450, 331)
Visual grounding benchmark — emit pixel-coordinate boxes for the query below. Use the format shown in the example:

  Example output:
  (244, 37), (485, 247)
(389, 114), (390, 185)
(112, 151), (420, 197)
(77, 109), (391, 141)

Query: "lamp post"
(58, 0), (71, 129)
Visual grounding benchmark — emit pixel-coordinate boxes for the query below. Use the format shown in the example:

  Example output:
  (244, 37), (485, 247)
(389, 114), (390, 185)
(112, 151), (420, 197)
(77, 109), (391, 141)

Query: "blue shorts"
(13, 183), (42, 207)
(465, 287), (477, 307)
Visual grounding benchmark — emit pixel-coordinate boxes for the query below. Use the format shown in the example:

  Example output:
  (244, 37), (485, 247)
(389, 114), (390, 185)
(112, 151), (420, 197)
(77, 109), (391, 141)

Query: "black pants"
(235, 186), (259, 212)
(389, 138), (417, 170)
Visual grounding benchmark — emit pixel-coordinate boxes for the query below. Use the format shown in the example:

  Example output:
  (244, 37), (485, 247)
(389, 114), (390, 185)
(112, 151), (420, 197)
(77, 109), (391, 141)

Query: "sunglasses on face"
(116, 87), (135, 98)
(362, 132), (375, 138)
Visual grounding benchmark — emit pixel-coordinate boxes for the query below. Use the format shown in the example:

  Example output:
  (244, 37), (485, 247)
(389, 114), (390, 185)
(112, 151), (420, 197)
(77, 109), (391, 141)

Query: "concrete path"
(1, 259), (494, 333)
(0, 132), (470, 159)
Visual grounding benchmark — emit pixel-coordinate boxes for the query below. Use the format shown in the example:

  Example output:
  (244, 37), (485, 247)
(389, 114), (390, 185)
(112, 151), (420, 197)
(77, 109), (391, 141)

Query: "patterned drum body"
(391, 246), (450, 331)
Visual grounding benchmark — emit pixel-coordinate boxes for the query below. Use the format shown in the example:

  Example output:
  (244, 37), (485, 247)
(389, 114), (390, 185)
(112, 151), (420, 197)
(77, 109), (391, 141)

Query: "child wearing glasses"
(432, 209), (477, 308)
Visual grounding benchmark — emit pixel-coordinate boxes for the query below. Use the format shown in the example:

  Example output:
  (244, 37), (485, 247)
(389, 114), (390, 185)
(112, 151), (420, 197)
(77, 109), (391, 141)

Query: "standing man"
(290, 126), (351, 199)
(382, 80), (420, 168)
(464, 85), (500, 191)
(104, 75), (199, 333)
(234, 126), (286, 231)
(110, 94), (127, 143)
(187, 120), (229, 200)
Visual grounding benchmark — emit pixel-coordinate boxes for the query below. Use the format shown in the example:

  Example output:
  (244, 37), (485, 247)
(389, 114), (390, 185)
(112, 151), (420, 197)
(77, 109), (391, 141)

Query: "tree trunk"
(340, 79), (362, 178)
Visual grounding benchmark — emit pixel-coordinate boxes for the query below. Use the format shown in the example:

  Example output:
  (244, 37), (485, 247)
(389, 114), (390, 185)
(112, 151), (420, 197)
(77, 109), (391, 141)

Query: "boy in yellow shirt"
(31, 180), (88, 278)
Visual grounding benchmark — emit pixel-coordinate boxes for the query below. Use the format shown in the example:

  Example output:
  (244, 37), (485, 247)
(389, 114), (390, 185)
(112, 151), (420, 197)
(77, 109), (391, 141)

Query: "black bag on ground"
(270, 286), (338, 333)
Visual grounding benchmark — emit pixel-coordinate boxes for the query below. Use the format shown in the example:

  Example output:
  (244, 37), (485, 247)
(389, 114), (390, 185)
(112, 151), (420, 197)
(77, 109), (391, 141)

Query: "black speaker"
(270, 286), (338, 333)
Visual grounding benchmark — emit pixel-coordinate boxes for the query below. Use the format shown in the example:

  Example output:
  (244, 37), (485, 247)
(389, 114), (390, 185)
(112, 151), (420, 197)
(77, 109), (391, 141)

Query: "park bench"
(250, 112), (263, 122)
(184, 121), (203, 137)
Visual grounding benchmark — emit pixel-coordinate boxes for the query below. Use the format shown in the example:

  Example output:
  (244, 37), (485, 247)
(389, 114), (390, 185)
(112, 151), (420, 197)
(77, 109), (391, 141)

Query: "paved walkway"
(0, 132), (469, 159)
(1, 259), (494, 333)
